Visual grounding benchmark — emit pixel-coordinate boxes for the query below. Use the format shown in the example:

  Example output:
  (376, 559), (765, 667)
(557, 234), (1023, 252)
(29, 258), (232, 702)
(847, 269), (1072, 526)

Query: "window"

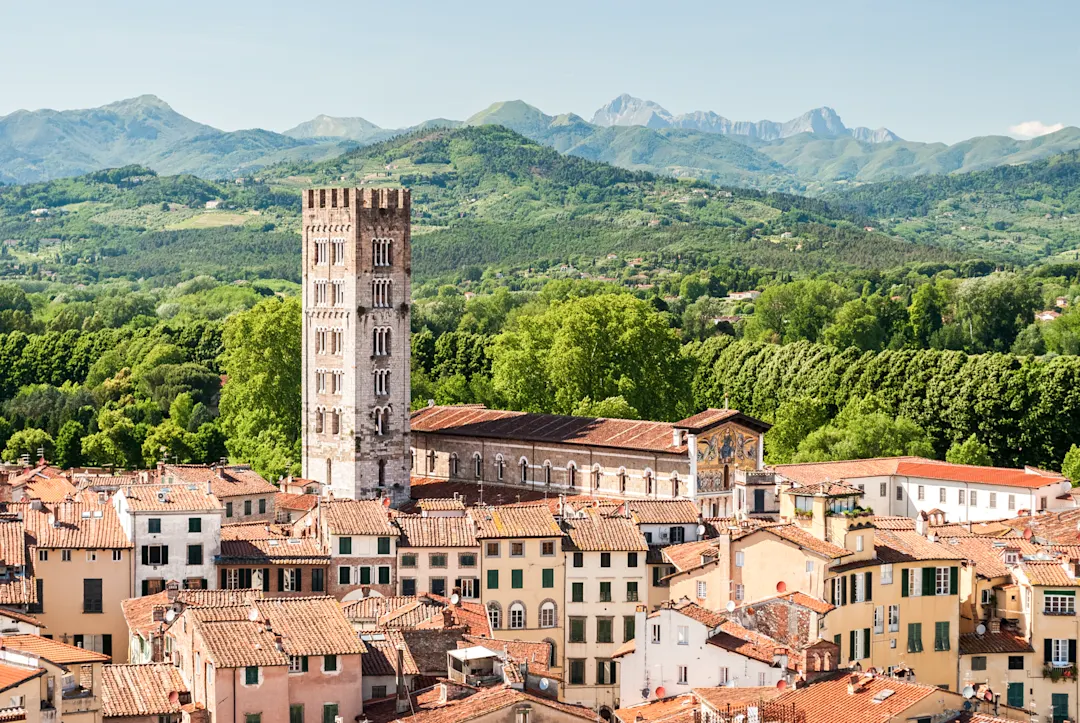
(112, 549), (122, 561)
(670, 527), (685, 544)
(245, 666), (259, 685)
(624, 616), (636, 642)
(401, 554), (416, 568)
(569, 659), (585, 685)
(338, 537), (352, 555)
(510, 542), (524, 557)
(541, 541), (555, 556)
(677, 625), (689, 645)
(735, 584), (744, 601)
(486, 542), (500, 557)
(853, 573), (866, 603)
(540, 601), (556, 628)
(677, 665), (689, 684)
(627, 581), (639, 601)
(401, 578), (416, 596)
(289, 655), (309, 674)
(541, 568), (554, 588)
(378, 566), (390, 585)
(1008, 494), (1016, 510)
(806, 560), (814, 573)
(338, 566), (351, 585)
(935, 567), (950, 596)
(323, 655), (337, 672)
(651, 624), (661, 643)
(597, 617), (613, 643)
(37, 550), (46, 562)
(244, 500), (252, 516)
(1045, 593), (1076, 615)
(569, 617), (586, 643)
(322, 704), (339, 723)
(488, 603), (502, 630)
(888, 604), (900, 633)
(600, 581), (612, 602)
(282, 568), (300, 592)
(188, 518), (202, 533)
(148, 518), (161, 534)
(907, 623), (923, 653)
(971, 656), (987, 671)
(1052, 638), (1071, 666)
(187, 545), (203, 566)
(934, 621), (950, 651)
(600, 552), (611, 568)
(628, 552), (638, 568)
(143, 545), (168, 566)
(879, 482), (887, 497)
(83, 579), (103, 613)
(958, 489), (965, 505)
(571, 582), (584, 602)
(509, 603), (525, 629)
(939, 487), (946, 504)
(290, 705), (304, 723)
(87, 551), (97, 562)
(917, 485), (925, 500)
(487, 570), (498, 589)
(735, 551), (744, 567)
(907, 567), (922, 597)
(696, 580), (707, 599)
(512, 570), (523, 589)
(873, 605), (884, 634)
(373, 238), (392, 267)
(855, 535), (864, 552)
(430, 554), (448, 568)
(459, 578), (477, 598)
(459, 553), (476, 568)
(520, 459), (528, 483)
(311, 568), (324, 593)
(1008, 655), (1024, 670)
(970, 490), (977, 506)
(573, 552), (583, 568)
(474, 454), (483, 478)
(377, 537), (391, 555)
(989, 492), (997, 508)
(896, 486), (903, 501)
(247, 716), (262, 723)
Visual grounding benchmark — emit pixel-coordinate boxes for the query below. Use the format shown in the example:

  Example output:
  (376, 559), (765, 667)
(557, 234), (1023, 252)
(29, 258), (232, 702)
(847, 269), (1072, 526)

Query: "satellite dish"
(962, 686), (976, 700)
(963, 702), (972, 711)
(450, 593), (461, 605)
(776, 581), (787, 593)
(165, 609), (176, 623)
(776, 679), (787, 690)
(976, 624), (987, 635)
(696, 524), (706, 537)
(641, 688), (651, 699)
(248, 608), (260, 622)
(725, 601), (736, 613)
(984, 689), (994, 702)
(539, 678), (550, 691)
(655, 687), (666, 698)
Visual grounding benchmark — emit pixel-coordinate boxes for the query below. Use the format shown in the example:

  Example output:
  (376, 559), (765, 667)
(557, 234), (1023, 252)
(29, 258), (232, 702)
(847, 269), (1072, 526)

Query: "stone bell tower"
(301, 187), (411, 505)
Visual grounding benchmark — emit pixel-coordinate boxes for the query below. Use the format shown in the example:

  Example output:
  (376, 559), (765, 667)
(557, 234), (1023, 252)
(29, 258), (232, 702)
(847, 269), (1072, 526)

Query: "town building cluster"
(0, 187), (1075, 723)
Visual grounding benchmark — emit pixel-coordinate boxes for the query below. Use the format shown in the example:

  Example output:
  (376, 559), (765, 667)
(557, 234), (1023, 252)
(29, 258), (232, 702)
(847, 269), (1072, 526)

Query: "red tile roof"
(411, 405), (687, 455)
(418, 498), (466, 512)
(627, 500), (701, 525)
(708, 621), (792, 669)
(275, 492), (319, 512)
(322, 498), (397, 536)
(0, 662), (44, 693)
(675, 409), (765, 433)
(786, 482), (864, 497)
(360, 630), (421, 676)
(1021, 561), (1078, 586)
(774, 456), (1067, 490)
(614, 694), (698, 723)
(407, 476), (554, 509)
(774, 672), (942, 723)
(0, 634), (109, 663)
(118, 484), (222, 512)
(101, 664), (187, 717)
(693, 687), (783, 712)
(468, 505), (561, 539)
(760, 524), (852, 560)
(19, 501), (131, 549)
(959, 630), (1034, 655)
(562, 510), (648, 552)
(395, 515), (479, 548)
(218, 538), (328, 564)
(742, 591), (834, 615)
(161, 464), (277, 498)
(398, 684), (599, 723)
(650, 600), (726, 629)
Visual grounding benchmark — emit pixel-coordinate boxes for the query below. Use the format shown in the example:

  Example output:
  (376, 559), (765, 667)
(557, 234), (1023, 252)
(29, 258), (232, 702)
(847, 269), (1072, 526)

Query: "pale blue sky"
(1, 0), (1077, 143)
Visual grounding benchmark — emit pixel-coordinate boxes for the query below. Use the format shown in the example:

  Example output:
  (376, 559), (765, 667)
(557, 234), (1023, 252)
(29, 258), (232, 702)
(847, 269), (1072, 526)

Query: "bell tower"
(301, 187), (411, 505)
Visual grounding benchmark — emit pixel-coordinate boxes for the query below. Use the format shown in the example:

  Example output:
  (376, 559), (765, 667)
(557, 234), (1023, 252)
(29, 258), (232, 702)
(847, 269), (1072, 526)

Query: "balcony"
(1043, 608), (1076, 617)
(40, 707), (56, 723)
(61, 693), (98, 714)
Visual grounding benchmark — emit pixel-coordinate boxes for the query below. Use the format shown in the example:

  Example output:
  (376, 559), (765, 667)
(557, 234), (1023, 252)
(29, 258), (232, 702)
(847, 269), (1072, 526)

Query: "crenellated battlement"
(304, 187), (410, 212)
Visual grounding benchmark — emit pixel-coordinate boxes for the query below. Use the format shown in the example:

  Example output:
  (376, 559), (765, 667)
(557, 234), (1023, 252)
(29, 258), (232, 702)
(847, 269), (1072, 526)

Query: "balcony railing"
(61, 694), (98, 714)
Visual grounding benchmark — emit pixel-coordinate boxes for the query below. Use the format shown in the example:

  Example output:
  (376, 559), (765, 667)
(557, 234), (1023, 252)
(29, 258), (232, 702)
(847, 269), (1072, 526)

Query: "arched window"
(426, 450), (436, 473)
(544, 462), (552, 486)
(496, 454), (505, 481)
(671, 472), (680, 498)
(567, 463), (577, 489)
(450, 453), (460, 478)
(644, 469), (654, 496)
(618, 468), (627, 494)
(592, 466), (602, 489)
(539, 600), (557, 628)
(509, 602), (525, 629)
(520, 458), (529, 484)
(543, 638), (558, 668)
(374, 407), (389, 436)
(378, 460), (386, 487)
(487, 602), (502, 630)
(474, 453), (483, 479)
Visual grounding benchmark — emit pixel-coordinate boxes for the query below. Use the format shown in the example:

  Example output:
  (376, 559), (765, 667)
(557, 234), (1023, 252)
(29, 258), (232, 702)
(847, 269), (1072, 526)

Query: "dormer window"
(1004, 550), (1019, 566)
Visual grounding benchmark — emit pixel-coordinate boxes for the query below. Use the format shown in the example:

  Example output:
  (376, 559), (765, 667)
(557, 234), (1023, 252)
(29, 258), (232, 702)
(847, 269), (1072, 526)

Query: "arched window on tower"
(496, 455), (505, 481)
(474, 453), (483, 479)
(544, 462), (552, 486)
(567, 463), (577, 489)
(520, 459), (529, 484)
(644, 469), (654, 496)
(427, 450), (436, 473)
(618, 469), (627, 493)
(450, 453), (460, 478)
(592, 466), (602, 489)
(671, 472), (680, 498)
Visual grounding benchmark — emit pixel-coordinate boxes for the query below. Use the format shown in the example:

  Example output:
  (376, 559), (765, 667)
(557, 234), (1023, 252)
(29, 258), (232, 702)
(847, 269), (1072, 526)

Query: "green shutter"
(950, 566), (958, 595)
(359, 566), (371, 585)
(901, 568), (909, 597)
(512, 570), (523, 589)
(487, 570), (499, 589)
(542, 568), (554, 588)
(378, 537), (391, 554)
(301, 656), (308, 672)
(862, 628), (871, 659)
(378, 566), (390, 585)
(850, 630), (857, 661)
(865, 572), (872, 602)
(922, 567), (935, 597)
(935, 621), (950, 651)
(1007, 682), (1024, 708)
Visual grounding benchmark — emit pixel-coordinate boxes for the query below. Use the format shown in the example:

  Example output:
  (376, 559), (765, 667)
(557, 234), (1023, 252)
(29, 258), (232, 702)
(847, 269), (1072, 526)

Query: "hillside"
(0, 126), (963, 285)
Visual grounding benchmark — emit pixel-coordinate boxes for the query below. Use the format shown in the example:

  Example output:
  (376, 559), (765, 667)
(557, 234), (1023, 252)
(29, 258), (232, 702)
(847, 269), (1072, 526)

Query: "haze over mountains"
(2, 93), (1080, 192)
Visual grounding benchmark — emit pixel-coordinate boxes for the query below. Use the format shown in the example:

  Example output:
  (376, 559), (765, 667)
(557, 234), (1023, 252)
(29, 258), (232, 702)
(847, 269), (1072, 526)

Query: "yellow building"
(958, 625), (1033, 715)
(0, 633), (111, 723)
(472, 505), (565, 670)
(23, 500), (134, 662)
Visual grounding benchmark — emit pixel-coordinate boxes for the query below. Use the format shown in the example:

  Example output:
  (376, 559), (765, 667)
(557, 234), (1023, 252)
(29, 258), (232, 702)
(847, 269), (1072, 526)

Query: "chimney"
(672, 428), (682, 448)
(215, 466), (225, 480)
(157, 460), (165, 478)
(914, 511), (928, 537)
(436, 683), (448, 705)
(442, 607), (454, 627)
(990, 619), (1001, 634)
(47, 513), (56, 528)
(206, 479), (212, 495)
(395, 645), (409, 713)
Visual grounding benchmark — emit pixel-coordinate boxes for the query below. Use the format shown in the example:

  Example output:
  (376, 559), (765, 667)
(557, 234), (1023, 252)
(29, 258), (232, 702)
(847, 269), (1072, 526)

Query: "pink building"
(167, 596), (365, 723)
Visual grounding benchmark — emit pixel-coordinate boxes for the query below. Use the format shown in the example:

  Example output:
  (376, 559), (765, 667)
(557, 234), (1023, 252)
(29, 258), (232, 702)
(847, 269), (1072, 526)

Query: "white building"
(113, 483), (224, 595)
(772, 457), (1074, 524)
(616, 599), (792, 707)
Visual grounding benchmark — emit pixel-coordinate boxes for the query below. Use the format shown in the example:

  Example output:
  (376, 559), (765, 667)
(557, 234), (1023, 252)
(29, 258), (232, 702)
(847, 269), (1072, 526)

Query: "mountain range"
(3, 94), (1080, 193)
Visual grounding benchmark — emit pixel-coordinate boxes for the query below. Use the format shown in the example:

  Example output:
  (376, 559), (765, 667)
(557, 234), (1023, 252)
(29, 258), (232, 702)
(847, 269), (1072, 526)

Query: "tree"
(743, 280), (848, 344)
(142, 422), (194, 466)
(945, 434), (993, 466)
(953, 273), (1041, 353)
(766, 397), (830, 463)
(1063, 444), (1080, 486)
(219, 297), (301, 480)
(571, 396), (640, 420)
(909, 282), (945, 348)
(54, 420), (86, 468)
(3, 428), (54, 464)
(81, 409), (140, 468)
(792, 396), (934, 462)
(169, 392), (195, 431)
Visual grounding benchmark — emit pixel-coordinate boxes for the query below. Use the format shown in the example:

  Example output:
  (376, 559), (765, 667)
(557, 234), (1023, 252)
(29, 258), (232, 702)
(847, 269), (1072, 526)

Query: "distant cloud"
(1009, 120), (1066, 138)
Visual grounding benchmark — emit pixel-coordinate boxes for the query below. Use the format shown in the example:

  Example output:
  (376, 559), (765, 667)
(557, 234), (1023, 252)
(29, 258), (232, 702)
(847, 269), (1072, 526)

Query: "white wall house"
(773, 457), (1074, 524)
(616, 601), (791, 707)
(113, 484), (224, 596)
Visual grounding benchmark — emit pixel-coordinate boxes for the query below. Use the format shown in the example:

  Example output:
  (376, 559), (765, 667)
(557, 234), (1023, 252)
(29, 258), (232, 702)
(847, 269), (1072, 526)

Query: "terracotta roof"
(614, 694), (698, 723)
(562, 510), (648, 552)
(662, 539), (724, 573)
(760, 524), (852, 560)
(254, 597), (365, 656)
(121, 589), (263, 638)
(874, 528), (966, 563)
(6, 465), (65, 489)
(693, 687), (783, 712)
(19, 501), (131, 549)
(118, 484), (222, 512)
(651, 600), (726, 629)
(421, 595), (492, 636)
(676, 408), (771, 433)
(934, 537), (1044, 579)
(959, 630), (1034, 655)
(275, 493), (319, 512)
(612, 639), (636, 659)
(0, 634), (109, 663)
(0, 663), (44, 693)
(787, 482), (864, 497)
(162, 464), (277, 498)
(708, 621), (791, 669)
(322, 499), (397, 536)
(22, 476), (79, 503)
(195, 619), (287, 667)
(407, 476), (555, 510)
(459, 634), (556, 679)
(396, 515), (479, 548)
(411, 405), (687, 455)
(378, 600), (446, 628)
(0, 521), (25, 568)
(360, 630), (420, 676)
(418, 498), (466, 512)
(101, 664), (187, 717)
(342, 595), (428, 622)
(220, 521), (295, 540)
(0, 609), (42, 629)
(468, 505), (561, 539)
(218, 538), (329, 564)
(742, 591), (834, 615)
(775, 672), (941, 723)
(895, 460), (1066, 490)
(1000, 509), (1080, 545)
(772, 457), (927, 485)
(0, 579), (33, 607)
(627, 500), (700, 525)
(1021, 561), (1078, 586)
(398, 683), (599, 723)
(73, 472), (139, 490)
